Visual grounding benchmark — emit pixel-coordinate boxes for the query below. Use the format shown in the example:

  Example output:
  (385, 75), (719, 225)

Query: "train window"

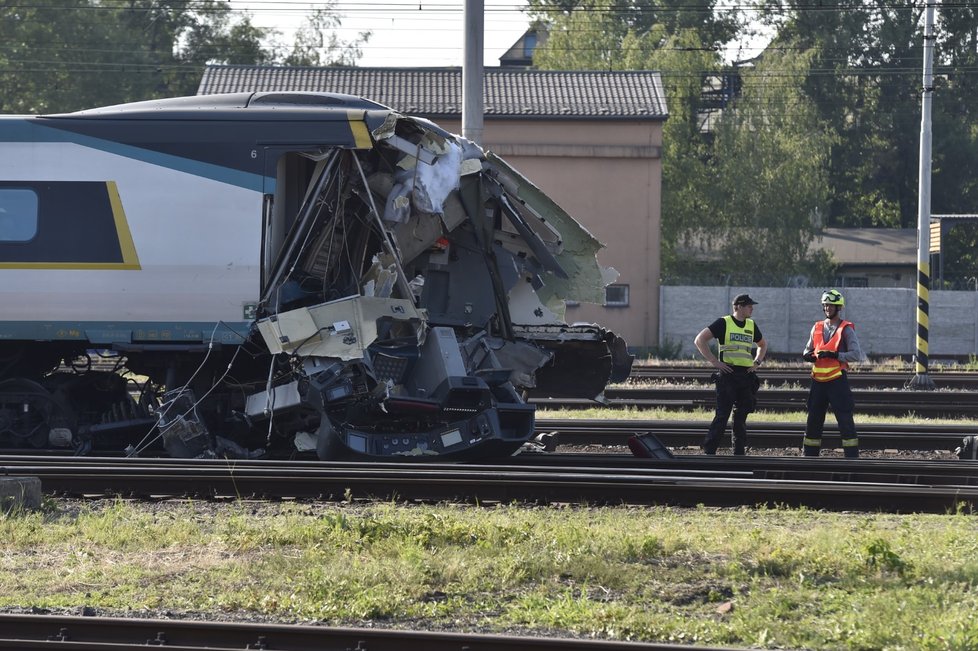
(0, 189), (38, 242)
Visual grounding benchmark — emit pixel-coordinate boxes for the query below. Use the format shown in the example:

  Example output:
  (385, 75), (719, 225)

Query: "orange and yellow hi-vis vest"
(810, 320), (853, 382)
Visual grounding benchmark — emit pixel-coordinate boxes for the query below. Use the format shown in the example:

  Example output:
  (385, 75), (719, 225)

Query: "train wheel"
(0, 378), (75, 448)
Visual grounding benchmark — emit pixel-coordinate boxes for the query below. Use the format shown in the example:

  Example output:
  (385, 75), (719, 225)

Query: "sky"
(229, 0), (534, 68)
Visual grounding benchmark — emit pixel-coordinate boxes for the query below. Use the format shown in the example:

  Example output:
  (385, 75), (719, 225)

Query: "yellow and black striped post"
(910, 261), (935, 389)
(910, 1), (936, 390)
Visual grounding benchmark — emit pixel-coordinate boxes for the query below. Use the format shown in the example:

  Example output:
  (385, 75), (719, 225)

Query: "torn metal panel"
(506, 279), (563, 325)
(256, 295), (423, 360)
(519, 324), (634, 399)
(371, 112), (448, 163)
(485, 151), (613, 317)
(245, 381), (303, 418)
(474, 336), (553, 389)
(496, 192), (568, 280)
(418, 232), (498, 328)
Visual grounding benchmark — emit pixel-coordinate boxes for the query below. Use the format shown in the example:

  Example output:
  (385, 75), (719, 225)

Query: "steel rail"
(4, 456), (978, 513)
(504, 453), (978, 486)
(534, 419), (973, 451)
(628, 366), (978, 390)
(5, 452), (977, 484)
(0, 613), (720, 651)
(533, 387), (978, 417)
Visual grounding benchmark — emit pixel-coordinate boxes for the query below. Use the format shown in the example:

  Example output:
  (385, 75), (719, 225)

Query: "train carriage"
(0, 92), (631, 461)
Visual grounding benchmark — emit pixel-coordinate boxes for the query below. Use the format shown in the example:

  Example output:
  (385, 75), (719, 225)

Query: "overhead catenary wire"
(0, 0), (954, 69)
(1, 1), (964, 12)
(0, 0), (969, 122)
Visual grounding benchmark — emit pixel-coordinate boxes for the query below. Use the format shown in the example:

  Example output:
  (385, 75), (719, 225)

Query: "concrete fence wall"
(660, 287), (978, 359)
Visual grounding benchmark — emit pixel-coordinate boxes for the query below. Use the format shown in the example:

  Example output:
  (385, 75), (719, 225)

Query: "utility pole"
(910, 0), (937, 390)
(462, 0), (484, 145)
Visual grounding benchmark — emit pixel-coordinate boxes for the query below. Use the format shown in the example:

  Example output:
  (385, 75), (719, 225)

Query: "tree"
(927, 4), (978, 284)
(756, 0), (923, 230)
(0, 0), (273, 112)
(530, 0), (978, 285)
(762, 0), (978, 284)
(530, 0), (838, 283)
(0, 0), (123, 113)
(680, 49), (838, 284)
(529, 0), (740, 277)
(283, 6), (371, 67)
(0, 0), (367, 114)
(528, 0), (740, 55)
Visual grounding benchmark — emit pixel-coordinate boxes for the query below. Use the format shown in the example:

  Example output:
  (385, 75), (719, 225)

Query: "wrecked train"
(0, 92), (631, 461)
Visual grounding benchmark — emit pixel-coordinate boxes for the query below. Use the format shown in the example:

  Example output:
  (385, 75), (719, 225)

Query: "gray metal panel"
(407, 327), (467, 397)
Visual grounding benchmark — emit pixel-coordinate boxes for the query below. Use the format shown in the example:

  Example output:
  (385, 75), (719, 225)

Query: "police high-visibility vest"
(810, 320), (853, 382)
(718, 316), (756, 367)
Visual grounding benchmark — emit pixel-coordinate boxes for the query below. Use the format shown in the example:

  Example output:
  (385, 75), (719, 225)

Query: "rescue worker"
(693, 293), (767, 455)
(801, 289), (866, 458)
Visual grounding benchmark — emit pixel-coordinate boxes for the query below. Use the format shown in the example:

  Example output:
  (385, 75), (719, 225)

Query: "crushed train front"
(0, 92), (632, 461)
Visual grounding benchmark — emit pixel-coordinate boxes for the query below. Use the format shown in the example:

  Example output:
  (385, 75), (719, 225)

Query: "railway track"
(0, 613), (704, 651)
(509, 453), (978, 486)
(5, 453), (978, 513)
(534, 419), (974, 451)
(533, 386), (978, 417)
(628, 365), (978, 390)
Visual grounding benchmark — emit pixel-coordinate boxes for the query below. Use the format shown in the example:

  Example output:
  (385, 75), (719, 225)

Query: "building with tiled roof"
(199, 65), (668, 349)
(199, 66), (667, 120)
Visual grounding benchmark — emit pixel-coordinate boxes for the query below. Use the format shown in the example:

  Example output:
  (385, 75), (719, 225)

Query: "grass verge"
(3, 499), (978, 649)
(537, 405), (978, 426)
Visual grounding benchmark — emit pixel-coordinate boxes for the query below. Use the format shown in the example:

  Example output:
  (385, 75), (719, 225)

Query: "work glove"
(802, 352), (817, 363)
(817, 350), (839, 359)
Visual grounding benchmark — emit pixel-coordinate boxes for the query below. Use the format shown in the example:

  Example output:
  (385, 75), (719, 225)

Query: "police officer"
(693, 293), (767, 455)
(801, 289), (866, 458)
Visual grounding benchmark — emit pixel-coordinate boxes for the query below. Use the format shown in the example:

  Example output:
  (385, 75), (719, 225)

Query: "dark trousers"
(703, 371), (757, 455)
(803, 373), (859, 458)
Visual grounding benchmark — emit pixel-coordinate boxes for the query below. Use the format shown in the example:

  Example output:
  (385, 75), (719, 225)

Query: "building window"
(835, 276), (869, 288)
(0, 188), (38, 242)
(604, 284), (629, 307)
